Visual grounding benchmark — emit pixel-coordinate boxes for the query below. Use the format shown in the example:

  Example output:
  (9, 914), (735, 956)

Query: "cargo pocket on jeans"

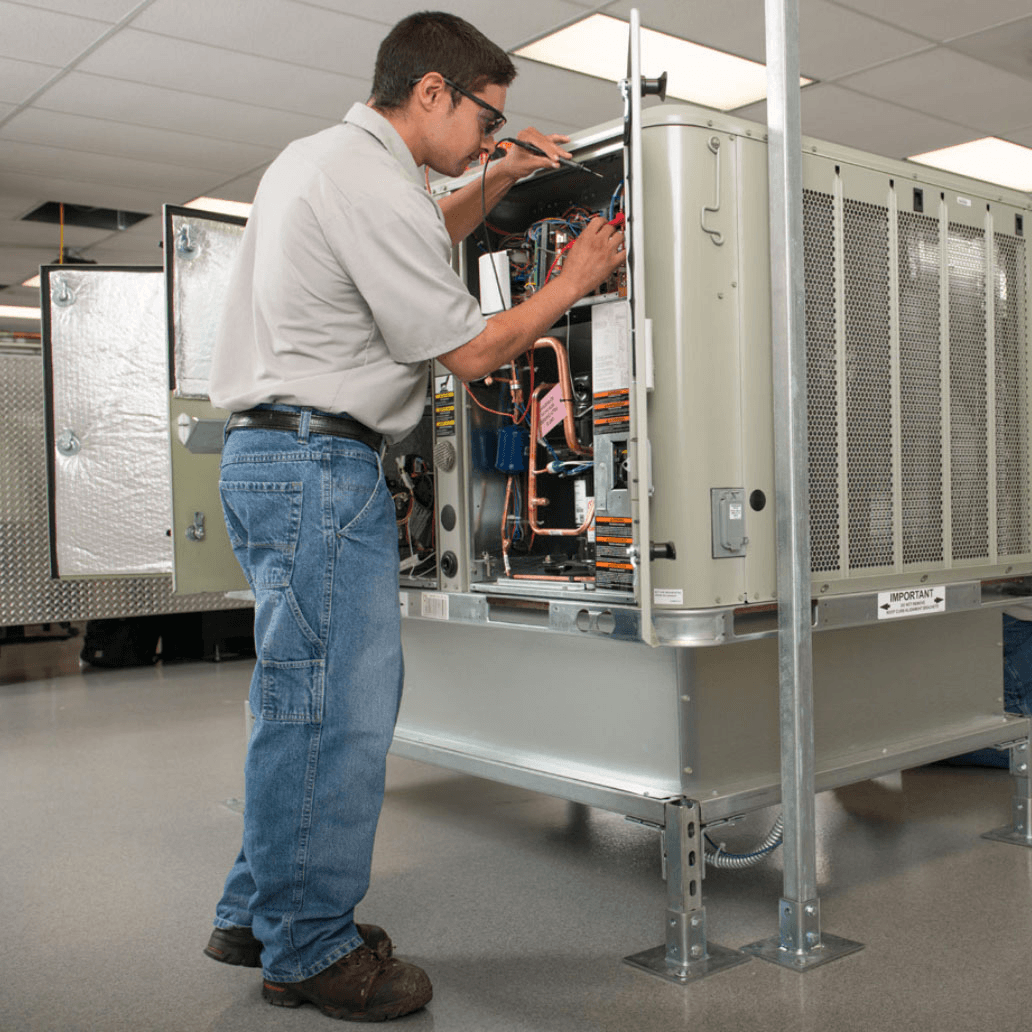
(260, 656), (326, 724)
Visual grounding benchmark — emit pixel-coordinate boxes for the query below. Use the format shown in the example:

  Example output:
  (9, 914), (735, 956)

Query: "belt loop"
(298, 408), (312, 444)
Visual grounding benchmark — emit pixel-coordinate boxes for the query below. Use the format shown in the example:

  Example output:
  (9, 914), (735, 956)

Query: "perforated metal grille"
(995, 233), (1029, 556)
(843, 199), (894, 569)
(803, 190), (840, 573)
(0, 349), (248, 626)
(948, 223), (989, 560)
(898, 212), (944, 564)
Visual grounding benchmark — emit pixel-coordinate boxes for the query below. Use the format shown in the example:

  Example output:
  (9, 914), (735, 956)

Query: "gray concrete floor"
(2, 631), (1030, 1032)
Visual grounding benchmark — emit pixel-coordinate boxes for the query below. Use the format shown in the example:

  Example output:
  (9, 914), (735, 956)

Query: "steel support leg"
(739, 0), (862, 972)
(624, 799), (750, 983)
(983, 737), (1032, 848)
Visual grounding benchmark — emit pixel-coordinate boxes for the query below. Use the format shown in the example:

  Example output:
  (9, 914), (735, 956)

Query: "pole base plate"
(623, 942), (751, 984)
(983, 825), (1032, 848)
(739, 932), (863, 972)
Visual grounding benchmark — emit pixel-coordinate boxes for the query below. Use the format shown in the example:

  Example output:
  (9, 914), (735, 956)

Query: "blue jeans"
(212, 408), (402, 982)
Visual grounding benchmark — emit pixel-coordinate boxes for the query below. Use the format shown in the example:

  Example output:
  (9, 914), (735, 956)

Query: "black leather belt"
(226, 409), (384, 453)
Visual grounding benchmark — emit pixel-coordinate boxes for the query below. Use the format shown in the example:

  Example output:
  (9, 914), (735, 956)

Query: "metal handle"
(701, 137), (725, 246)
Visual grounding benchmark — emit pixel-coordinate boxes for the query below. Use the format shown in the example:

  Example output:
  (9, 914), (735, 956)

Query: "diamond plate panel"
(0, 348), (248, 627)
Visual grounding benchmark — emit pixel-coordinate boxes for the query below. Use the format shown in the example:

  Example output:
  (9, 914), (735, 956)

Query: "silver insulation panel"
(165, 207), (246, 398)
(0, 345), (248, 625)
(44, 266), (173, 578)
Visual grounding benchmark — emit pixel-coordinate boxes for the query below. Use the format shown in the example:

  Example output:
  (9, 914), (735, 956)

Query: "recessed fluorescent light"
(22, 274), (40, 289)
(185, 196), (252, 219)
(909, 138), (1032, 193)
(515, 13), (811, 112)
(0, 305), (41, 320)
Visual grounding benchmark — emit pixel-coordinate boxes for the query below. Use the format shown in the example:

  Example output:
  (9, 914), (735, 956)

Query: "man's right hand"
(557, 216), (626, 299)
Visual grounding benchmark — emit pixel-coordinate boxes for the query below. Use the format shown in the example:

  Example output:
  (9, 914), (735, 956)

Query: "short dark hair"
(371, 11), (517, 111)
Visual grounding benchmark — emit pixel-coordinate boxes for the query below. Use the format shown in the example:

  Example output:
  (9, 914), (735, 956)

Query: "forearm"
(438, 162), (520, 244)
(438, 277), (582, 382)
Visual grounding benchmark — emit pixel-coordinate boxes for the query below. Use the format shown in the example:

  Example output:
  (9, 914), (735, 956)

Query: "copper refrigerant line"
(496, 337), (595, 577)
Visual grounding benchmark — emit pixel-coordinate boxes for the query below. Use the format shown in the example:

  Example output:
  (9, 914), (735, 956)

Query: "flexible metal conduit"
(705, 815), (784, 870)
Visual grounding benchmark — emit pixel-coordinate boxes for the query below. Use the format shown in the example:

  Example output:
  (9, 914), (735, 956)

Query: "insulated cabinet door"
(42, 265), (173, 579)
(164, 205), (248, 596)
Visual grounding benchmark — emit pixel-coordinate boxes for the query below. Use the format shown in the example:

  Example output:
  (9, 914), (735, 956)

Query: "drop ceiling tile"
(79, 218), (165, 259)
(9, 0), (139, 20)
(0, 221), (112, 250)
(603, 0), (931, 80)
(134, 0), (387, 80)
(839, 47), (1032, 134)
(0, 57), (60, 105)
(1003, 126), (1032, 148)
(290, 0), (590, 50)
(733, 83), (980, 158)
(0, 140), (219, 198)
(1, 109), (279, 174)
(37, 72), (336, 149)
(75, 28), (367, 118)
(509, 57), (624, 133)
(0, 167), (176, 215)
(0, 285), (44, 305)
(0, 1), (111, 65)
(829, 0), (1032, 42)
(200, 170), (267, 204)
(0, 246), (58, 282)
(947, 14), (1032, 83)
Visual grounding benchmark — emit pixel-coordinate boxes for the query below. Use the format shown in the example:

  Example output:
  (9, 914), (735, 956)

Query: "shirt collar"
(342, 103), (423, 187)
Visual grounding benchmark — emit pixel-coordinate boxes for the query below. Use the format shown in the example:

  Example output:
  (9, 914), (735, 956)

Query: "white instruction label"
(653, 588), (684, 606)
(957, 196), (972, 207)
(877, 586), (945, 619)
(574, 480), (595, 542)
(421, 592), (449, 621)
(591, 301), (631, 394)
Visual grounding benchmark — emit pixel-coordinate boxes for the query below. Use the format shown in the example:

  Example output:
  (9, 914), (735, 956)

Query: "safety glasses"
(409, 75), (507, 137)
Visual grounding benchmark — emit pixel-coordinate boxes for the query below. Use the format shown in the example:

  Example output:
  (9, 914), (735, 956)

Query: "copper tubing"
(500, 475), (514, 575)
(528, 383), (596, 537)
(530, 336), (591, 457)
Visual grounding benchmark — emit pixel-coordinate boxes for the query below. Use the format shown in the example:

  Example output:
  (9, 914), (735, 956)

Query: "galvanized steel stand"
(983, 738), (1032, 848)
(625, 800), (751, 982)
(740, 0), (862, 971)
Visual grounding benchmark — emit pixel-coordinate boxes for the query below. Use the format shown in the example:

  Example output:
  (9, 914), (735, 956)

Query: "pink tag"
(537, 383), (565, 437)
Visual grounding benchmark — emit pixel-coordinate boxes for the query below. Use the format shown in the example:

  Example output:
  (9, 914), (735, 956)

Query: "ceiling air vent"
(21, 202), (149, 232)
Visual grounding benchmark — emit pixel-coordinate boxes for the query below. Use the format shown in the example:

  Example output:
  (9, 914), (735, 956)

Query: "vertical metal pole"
(742, 0), (862, 970)
(765, 0), (817, 952)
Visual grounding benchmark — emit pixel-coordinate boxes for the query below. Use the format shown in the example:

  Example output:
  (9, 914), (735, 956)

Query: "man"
(205, 11), (624, 1022)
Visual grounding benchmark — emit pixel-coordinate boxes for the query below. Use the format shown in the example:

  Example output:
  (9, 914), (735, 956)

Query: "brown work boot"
(262, 945), (432, 1022)
(205, 923), (393, 968)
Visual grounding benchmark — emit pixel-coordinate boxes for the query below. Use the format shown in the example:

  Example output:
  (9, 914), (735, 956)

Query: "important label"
(877, 586), (945, 619)
(434, 374), (456, 438)
(653, 588), (684, 606)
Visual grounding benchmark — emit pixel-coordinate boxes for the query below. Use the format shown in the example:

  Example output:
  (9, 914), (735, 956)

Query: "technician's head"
(370, 11), (517, 177)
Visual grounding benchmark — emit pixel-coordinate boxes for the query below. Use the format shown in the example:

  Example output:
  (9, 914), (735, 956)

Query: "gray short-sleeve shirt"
(208, 103), (486, 443)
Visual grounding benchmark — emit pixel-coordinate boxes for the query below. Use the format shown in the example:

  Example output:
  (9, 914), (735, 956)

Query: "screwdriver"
(496, 137), (604, 178)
